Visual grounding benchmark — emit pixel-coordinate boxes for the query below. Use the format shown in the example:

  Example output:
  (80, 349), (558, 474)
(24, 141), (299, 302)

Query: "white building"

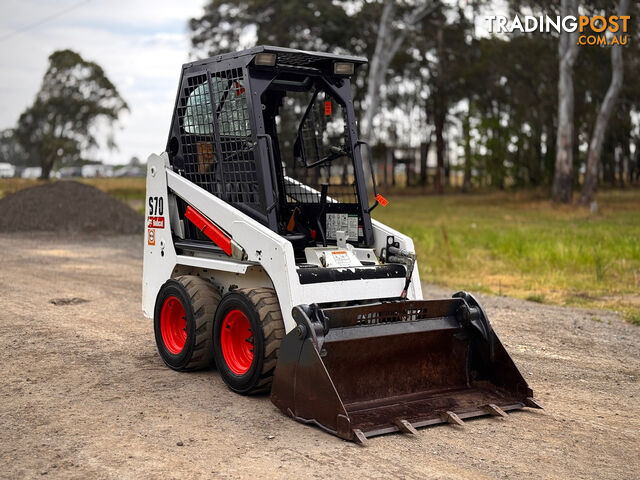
(81, 164), (114, 178)
(0, 162), (15, 178)
(21, 167), (42, 179)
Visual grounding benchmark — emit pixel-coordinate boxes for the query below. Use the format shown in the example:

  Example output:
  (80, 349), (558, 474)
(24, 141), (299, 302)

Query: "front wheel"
(213, 288), (285, 394)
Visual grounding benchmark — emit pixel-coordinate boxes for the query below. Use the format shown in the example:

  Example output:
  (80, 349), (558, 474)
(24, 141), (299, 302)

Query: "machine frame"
(142, 153), (422, 333)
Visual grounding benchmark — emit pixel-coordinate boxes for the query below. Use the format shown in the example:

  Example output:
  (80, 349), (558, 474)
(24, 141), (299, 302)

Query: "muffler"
(270, 292), (541, 444)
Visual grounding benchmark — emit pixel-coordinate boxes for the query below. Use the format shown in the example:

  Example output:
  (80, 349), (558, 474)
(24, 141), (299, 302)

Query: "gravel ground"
(0, 181), (142, 234)
(0, 234), (638, 480)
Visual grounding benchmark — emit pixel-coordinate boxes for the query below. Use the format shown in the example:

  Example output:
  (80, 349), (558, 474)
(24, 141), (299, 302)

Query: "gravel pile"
(0, 181), (143, 234)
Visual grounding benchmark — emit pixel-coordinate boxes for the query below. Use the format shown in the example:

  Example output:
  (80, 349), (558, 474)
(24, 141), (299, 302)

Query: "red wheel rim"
(160, 296), (187, 354)
(220, 309), (254, 375)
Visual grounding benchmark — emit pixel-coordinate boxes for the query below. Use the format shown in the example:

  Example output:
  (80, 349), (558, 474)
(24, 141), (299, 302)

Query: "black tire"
(154, 275), (221, 371)
(213, 288), (285, 394)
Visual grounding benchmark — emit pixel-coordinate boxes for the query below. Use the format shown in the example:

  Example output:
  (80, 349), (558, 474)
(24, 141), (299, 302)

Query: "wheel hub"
(221, 309), (254, 375)
(160, 296), (187, 354)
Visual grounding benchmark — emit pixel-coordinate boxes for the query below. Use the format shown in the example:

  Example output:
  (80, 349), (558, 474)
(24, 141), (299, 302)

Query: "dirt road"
(1, 234), (638, 479)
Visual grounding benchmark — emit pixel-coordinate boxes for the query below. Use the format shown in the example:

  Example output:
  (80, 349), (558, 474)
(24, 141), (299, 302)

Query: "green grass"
(2, 178), (639, 323)
(80, 178), (146, 214)
(525, 293), (546, 303)
(373, 189), (640, 324)
(628, 312), (640, 326)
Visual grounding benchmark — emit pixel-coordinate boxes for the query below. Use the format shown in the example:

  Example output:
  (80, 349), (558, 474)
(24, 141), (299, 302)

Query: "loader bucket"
(270, 292), (541, 444)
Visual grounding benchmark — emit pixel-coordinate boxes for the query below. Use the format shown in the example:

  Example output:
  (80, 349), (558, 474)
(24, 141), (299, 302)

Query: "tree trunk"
(420, 140), (430, 187)
(391, 148), (396, 186)
(444, 143), (450, 187)
(544, 117), (556, 184)
(40, 153), (55, 179)
(341, 161), (349, 184)
(618, 144), (626, 188)
(433, 25), (446, 195)
(530, 127), (543, 186)
(632, 139), (640, 184)
(551, 0), (579, 203)
(361, 1), (438, 141)
(361, 2), (394, 141)
(434, 109), (445, 194)
(382, 144), (389, 186)
(462, 112), (472, 191)
(579, 0), (629, 205)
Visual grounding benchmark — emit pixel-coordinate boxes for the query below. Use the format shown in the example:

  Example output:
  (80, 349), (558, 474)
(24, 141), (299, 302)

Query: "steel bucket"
(270, 292), (541, 444)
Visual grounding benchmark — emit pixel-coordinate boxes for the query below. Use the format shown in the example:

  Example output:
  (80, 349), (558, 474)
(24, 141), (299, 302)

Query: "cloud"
(0, 0), (207, 164)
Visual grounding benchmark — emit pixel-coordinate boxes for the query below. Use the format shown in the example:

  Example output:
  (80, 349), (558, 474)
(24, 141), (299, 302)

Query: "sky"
(0, 0), (207, 165)
(0, 0), (509, 166)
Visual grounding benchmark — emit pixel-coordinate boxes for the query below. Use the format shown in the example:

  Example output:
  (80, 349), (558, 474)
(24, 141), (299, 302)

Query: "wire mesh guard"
(178, 69), (261, 210)
(278, 91), (359, 205)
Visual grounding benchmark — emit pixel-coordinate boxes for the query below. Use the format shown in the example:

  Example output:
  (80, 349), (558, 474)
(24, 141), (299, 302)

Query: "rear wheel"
(154, 276), (221, 371)
(213, 288), (285, 394)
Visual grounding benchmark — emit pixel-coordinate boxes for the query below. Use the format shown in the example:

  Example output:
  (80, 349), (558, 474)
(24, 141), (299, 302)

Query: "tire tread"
(174, 275), (221, 371)
(235, 287), (285, 394)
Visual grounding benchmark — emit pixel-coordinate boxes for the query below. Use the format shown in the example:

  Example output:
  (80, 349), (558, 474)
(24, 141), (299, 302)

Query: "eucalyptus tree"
(14, 50), (127, 179)
(580, 0), (631, 204)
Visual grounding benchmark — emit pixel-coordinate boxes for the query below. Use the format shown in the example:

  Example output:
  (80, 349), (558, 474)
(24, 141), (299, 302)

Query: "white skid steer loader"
(142, 46), (541, 444)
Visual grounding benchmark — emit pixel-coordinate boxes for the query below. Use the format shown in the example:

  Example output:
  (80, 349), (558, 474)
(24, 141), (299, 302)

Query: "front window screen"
(276, 88), (357, 204)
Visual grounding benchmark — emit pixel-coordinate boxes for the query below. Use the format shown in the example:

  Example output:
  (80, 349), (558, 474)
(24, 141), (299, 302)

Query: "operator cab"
(166, 47), (382, 268)
(262, 71), (371, 260)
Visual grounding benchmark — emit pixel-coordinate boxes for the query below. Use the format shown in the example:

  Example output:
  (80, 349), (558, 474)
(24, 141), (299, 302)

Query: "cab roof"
(184, 45), (368, 71)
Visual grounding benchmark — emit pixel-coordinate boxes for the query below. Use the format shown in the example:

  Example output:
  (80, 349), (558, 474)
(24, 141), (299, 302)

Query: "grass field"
(374, 189), (640, 324)
(2, 177), (639, 324)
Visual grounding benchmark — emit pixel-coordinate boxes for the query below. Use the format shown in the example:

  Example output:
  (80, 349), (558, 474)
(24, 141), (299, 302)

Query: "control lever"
(317, 183), (328, 247)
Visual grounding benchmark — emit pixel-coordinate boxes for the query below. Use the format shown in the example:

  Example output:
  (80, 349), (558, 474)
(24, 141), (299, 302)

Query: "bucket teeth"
(394, 418), (418, 435)
(272, 297), (537, 443)
(352, 429), (368, 446)
(441, 411), (465, 426)
(485, 404), (508, 417)
(525, 397), (544, 409)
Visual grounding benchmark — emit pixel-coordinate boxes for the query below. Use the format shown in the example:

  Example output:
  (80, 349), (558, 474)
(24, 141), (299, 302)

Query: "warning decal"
(147, 228), (156, 246)
(326, 213), (358, 240)
(330, 250), (352, 267)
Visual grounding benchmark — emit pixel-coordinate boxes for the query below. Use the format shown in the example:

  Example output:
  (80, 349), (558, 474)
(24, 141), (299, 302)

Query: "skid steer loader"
(142, 46), (541, 444)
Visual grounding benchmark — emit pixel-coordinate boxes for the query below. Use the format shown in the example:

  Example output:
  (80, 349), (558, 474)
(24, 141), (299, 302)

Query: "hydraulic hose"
(387, 245), (416, 298)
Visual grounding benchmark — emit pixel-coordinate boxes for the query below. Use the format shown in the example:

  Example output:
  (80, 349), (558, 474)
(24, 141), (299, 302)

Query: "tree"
(360, 1), (439, 142)
(190, 1), (444, 140)
(0, 129), (30, 167)
(579, 0), (631, 204)
(188, 1), (640, 194)
(421, 8), (476, 193)
(13, 50), (127, 179)
(190, 1), (355, 55)
(551, 0), (580, 203)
